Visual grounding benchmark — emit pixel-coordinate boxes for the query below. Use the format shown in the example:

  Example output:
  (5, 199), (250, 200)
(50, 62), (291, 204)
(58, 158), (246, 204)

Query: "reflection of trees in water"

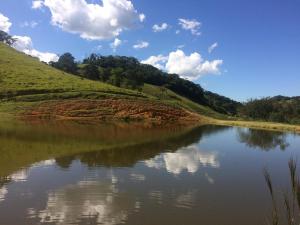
(55, 156), (76, 169)
(237, 128), (289, 151)
(55, 125), (229, 169)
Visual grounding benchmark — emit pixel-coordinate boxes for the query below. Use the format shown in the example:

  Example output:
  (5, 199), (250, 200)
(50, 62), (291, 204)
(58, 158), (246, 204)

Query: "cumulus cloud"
(142, 50), (223, 80)
(133, 41), (149, 49)
(110, 38), (122, 52)
(32, 0), (44, 9)
(12, 35), (59, 63)
(36, 0), (144, 40)
(152, 23), (168, 32)
(178, 18), (201, 36)
(208, 42), (218, 54)
(0, 13), (12, 32)
(166, 50), (222, 80)
(141, 54), (168, 70)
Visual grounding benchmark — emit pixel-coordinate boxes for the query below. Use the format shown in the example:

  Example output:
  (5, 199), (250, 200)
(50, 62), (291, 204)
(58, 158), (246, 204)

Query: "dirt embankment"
(22, 99), (202, 123)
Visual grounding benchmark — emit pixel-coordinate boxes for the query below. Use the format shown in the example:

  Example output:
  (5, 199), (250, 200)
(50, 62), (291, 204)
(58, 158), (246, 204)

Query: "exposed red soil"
(22, 99), (202, 123)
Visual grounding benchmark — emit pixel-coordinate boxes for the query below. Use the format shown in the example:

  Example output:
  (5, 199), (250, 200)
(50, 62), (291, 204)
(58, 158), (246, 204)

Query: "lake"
(0, 121), (299, 225)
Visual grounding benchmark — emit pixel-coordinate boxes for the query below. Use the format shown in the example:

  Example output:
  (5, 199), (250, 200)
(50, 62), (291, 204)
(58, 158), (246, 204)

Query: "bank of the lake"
(1, 100), (299, 134)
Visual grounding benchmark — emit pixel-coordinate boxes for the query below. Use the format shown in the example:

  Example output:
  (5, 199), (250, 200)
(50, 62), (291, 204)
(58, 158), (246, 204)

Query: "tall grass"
(264, 158), (300, 225)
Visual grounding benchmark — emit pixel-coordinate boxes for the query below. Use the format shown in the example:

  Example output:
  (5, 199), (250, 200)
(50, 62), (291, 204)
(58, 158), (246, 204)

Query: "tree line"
(238, 96), (300, 124)
(2, 32), (298, 124)
(49, 52), (241, 115)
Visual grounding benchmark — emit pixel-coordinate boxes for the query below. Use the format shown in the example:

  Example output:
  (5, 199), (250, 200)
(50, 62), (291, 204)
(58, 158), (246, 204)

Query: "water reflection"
(237, 128), (289, 150)
(0, 122), (298, 225)
(0, 187), (7, 202)
(0, 122), (219, 177)
(175, 190), (197, 209)
(28, 179), (136, 225)
(145, 144), (219, 174)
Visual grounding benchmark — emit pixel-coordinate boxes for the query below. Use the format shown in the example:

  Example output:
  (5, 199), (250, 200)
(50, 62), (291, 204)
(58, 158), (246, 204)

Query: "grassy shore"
(211, 119), (300, 133)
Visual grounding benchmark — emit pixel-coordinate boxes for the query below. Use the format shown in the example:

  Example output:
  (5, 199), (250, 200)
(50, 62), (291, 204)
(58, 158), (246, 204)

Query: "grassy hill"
(0, 43), (144, 98)
(0, 43), (224, 121)
(1, 43), (299, 132)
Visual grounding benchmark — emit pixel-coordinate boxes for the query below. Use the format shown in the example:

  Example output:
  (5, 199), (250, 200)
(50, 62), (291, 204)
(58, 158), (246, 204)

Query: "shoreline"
(0, 100), (299, 134)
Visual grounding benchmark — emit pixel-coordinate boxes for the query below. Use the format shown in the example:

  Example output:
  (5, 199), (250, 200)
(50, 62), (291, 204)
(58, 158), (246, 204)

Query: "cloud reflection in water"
(145, 144), (219, 174)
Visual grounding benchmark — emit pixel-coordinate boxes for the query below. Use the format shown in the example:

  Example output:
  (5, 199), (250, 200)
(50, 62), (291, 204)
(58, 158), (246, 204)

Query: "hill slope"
(0, 43), (224, 122)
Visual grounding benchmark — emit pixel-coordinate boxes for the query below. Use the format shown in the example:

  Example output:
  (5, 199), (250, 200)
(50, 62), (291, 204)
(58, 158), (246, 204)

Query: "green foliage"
(78, 53), (240, 115)
(0, 30), (15, 46)
(50, 52), (78, 74)
(82, 63), (99, 80)
(0, 43), (145, 99)
(204, 91), (242, 115)
(142, 84), (227, 119)
(239, 96), (300, 124)
(0, 43), (226, 120)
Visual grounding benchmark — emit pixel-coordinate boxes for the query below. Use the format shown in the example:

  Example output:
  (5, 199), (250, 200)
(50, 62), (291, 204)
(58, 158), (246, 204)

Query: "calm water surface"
(0, 122), (299, 225)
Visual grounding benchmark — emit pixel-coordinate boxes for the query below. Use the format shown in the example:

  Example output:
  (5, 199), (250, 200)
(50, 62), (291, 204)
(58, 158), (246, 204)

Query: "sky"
(0, 0), (299, 101)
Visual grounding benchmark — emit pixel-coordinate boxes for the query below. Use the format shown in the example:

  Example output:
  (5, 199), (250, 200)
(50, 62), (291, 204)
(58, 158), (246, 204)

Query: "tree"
(53, 53), (77, 74)
(98, 67), (110, 82)
(109, 68), (123, 87)
(82, 63), (99, 80)
(0, 30), (15, 46)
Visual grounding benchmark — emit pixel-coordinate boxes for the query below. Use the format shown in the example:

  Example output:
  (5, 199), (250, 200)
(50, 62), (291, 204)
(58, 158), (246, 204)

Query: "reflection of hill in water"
(237, 128), (289, 151)
(0, 121), (228, 178)
(56, 125), (229, 169)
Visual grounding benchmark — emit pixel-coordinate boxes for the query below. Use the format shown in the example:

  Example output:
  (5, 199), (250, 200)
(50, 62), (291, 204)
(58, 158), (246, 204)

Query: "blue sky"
(0, 0), (299, 101)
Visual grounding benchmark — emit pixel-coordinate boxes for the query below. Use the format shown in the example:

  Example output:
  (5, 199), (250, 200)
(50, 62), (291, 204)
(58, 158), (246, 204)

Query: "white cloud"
(142, 50), (223, 80)
(12, 35), (59, 63)
(0, 13), (12, 32)
(38, 0), (144, 40)
(133, 41), (149, 49)
(110, 38), (122, 52)
(208, 42), (218, 54)
(141, 54), (168, 70)
(139, 13), (146, 22)
(145, 144), (220, 175)
(166, 50), (223, 80)
(175, 30), (180, 35)
(32, 0), (44, 9)
(152, 23), (168, 32)
(178, 18), (201, 36)
(20, 21), (39, 28)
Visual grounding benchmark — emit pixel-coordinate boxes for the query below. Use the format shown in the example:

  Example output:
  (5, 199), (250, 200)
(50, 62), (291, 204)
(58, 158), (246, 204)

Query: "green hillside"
(0, 43), (144, 98)
(0, 43), (224, 120)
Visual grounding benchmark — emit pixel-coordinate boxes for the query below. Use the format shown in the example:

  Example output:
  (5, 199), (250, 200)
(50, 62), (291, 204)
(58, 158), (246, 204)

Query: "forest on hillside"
(50, 52), (300, 124)
(1, 30), (299, 124)
(49, 52), (241, 115)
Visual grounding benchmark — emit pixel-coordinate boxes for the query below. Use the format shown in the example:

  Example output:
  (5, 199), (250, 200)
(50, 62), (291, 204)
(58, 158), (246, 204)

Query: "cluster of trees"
(50, 52), (240, 114)
(239, 96), (300, 124)
(0, 30), (15, 46)
(204, 91), (242, 115)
